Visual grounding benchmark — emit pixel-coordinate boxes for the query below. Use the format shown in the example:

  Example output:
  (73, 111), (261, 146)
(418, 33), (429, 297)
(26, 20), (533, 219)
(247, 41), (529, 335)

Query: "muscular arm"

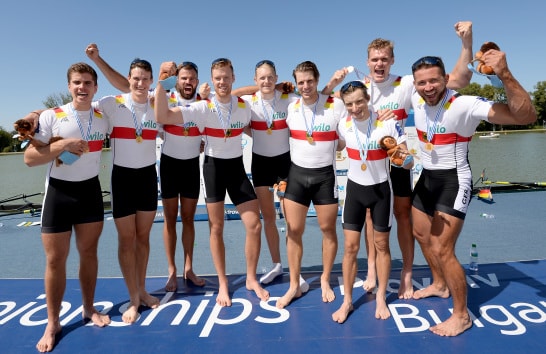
(232, 82), (294, 97)
(154, 82), (185, 125)
(485, 51), (536, 125)
(321, 68), (350, 97)
(446, 21), (473, 90)
(85, 43), (130, 93)
(24, 138), (82, 167)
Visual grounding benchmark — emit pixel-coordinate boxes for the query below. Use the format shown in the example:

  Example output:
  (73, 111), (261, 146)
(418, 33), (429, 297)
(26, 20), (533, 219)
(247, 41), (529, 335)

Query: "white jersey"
(96, 94), (158, 168)
(411, 90), (492, 172)
(241, 91), (298, 157)
(338, 113), (406, 186)
(366, 74), (414, 128)
(34, 104), (109, 182)
(161, 91), (203, 160)
(286, 94), (347, 168)
(180, 96), (251, 159)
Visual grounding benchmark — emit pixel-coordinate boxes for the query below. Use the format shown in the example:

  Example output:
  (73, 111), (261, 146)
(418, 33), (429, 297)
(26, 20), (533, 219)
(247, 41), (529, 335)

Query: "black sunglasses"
(411, 56), (444, 73)
(130, 58), (151, 66)
(212, 57), (231, 65)
(255, 60), (275, 69)
(181, 61), (198, 74)
(340, 80), (365, 93)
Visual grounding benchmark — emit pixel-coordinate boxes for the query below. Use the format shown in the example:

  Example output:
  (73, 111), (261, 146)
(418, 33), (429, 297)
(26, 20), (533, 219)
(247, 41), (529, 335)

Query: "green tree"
(43, 92), (72, 108)
(531, 81), (546, 128)
(0, 92), (72, 152)
(0, 128), (13, 153)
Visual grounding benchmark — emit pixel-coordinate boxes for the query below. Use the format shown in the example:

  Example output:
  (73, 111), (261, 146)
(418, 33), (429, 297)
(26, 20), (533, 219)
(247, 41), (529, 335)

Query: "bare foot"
(36, 322), (61, 352)
(430, 314), (472, 336)
(83, 309), (111, 327)
(332, 302), (353, 323)
(165, 272), (178, 292)
(216, 284), (232, 307)
(398, 269), (414, 299)
(321, 279), (335, 303)
(363, 275), (376, 293)
(246, 279), (270, 302)
(185, 269), (206, 287)
(122, 303), (140, 324)
(140, 292), (159, 309)
(413, 284), (449, 300)
(375, 297), (391, 320)
(276, 286), (302, 309)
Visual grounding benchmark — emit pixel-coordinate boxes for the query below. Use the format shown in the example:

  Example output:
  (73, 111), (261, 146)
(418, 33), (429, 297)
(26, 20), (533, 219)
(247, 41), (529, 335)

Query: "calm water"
(2, 132), (545, 202)
(1, 131), (545, 278)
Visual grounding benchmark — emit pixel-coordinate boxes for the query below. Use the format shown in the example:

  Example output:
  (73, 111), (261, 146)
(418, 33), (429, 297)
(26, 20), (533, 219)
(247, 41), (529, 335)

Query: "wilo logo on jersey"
(88, 132), (106, 141)
(1, 272), (544, 337)
(379, 102), (400, 110)
(142, 120), (157, 129)
(313, 123), (331, 131)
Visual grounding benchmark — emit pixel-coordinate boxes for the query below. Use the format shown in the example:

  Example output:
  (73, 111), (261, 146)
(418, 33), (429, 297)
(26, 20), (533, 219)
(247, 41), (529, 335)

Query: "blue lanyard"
(69, 104), (93, 141)
(425, 90), (450, 142)
(127, 95), (148, 137)
(260, 91), (277, 128)
(352, 112), (373, 162)
(213, 96), (233, 133)
(301, 98), (319, 137)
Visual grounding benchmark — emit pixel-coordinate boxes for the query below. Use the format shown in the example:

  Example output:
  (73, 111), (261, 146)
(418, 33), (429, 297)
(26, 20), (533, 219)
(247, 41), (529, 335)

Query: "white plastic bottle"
(469, 243), (479, 271)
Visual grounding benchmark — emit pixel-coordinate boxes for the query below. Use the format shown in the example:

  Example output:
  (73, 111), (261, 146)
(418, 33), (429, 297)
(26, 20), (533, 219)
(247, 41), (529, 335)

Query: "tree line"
(2, 81), (545, 153)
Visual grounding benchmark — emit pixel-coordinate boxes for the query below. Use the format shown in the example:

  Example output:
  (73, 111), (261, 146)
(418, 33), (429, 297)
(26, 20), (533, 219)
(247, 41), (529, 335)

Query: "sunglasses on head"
(181, 61), (198, 74)
(130, 58), (151, 66)
(212, 57), (231, 66)
(255, 60), (275, 69)
(340, 80), (365, 93)
(411, 56), (444, 73)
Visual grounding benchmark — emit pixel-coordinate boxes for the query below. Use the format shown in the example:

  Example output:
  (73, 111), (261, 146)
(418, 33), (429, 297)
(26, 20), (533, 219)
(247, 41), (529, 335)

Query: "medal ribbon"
(425, 90), (450, 143)
(212, 96), (233, 136)
(127, 95), (148, 137)
(259, 91), (277, 129)
(301, 98), (319, 137)
(351, 112), (373, 163)
(69, 104), (93, 141)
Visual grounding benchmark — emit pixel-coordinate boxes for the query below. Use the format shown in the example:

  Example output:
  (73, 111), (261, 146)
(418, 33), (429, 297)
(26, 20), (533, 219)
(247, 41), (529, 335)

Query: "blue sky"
(1, 0), (544, 130)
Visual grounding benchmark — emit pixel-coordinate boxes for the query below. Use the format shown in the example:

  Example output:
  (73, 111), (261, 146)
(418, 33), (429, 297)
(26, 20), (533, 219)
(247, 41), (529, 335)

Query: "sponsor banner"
(1, 260), (545, 353)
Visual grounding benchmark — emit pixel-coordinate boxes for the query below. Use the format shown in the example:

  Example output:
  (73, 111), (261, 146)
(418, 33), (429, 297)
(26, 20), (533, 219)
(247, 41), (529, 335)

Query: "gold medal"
(267, 128), (272, 135)
(425, 142), (434, 151)
(361, 163), (367, 171)
(183, 128), (189, 136)
(136, 135), (143, 143)
(224, 129), (232, 142)
(307, 136), (314, 144)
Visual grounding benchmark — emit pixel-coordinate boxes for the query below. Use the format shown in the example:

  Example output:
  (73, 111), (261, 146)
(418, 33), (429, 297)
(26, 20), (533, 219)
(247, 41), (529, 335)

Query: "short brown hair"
(367, 38), (394, 58)
(67, 62), (98, 85)
(292, 61), (320, 82)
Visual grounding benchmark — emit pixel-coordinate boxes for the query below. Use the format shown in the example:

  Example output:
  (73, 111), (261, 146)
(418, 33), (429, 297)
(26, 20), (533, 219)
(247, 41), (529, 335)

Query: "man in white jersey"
(85, 44), (206, 292)
(332, 81), (413, 324)
(159, 61), (206, 290)
(410, 51), (536, 336)
(240, 60), (299, 285)
(155, 58), (269, 307)
(24, 63), (111, 352)
(94, 58), (161, 324)
(322, 21), (473, 299)
(276, 61), (348, 309)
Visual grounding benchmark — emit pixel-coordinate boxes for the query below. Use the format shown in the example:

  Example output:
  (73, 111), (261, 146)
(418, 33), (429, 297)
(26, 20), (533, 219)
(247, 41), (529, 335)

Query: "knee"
(243, 218), (261, 236)
(345, 242), (360, 256)
(373, 238), (390, 254)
